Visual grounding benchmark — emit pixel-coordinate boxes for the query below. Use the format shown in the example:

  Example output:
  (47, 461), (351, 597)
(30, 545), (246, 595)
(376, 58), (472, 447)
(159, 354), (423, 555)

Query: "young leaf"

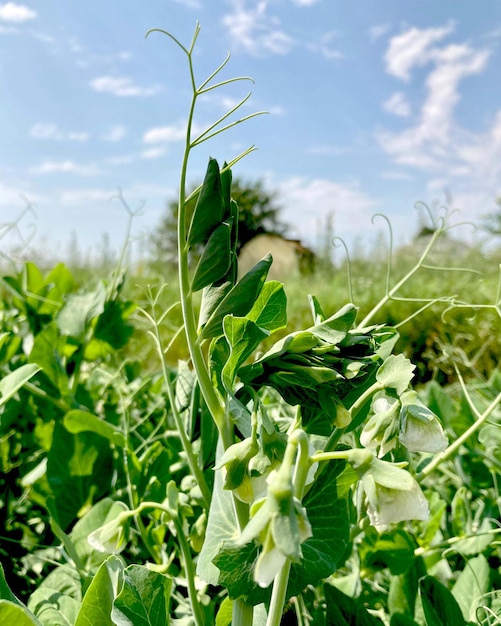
(376, 354), (415, 396)
(63, 410), (126, 448)
(188, 157), (223, 246)
(191, 221), (232, 292)
(199, 254), (272, 339)
(222, 316), (268, 392)
(75, 556), (123, 626)
(246, 280), (287, 332)
(0, 364), (40, 407)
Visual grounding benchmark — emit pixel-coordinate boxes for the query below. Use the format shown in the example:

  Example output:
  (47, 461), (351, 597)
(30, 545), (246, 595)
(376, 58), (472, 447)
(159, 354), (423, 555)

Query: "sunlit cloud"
(30, 123), (90, 142)
(143, 121), (202, 143)
(0, 2), (36, 23)
(377, 25), (498, 223)
(383, 92), (411, 117)
(140, 147), (167, 160)
(222, 0), (294, 56)
(278, 177), (378, 242)
(384, 22), (454, 80)
(90, 76), (162, 97)
(370, 24), (391, 41)
(100, 125), (127, 142)
(30, 160), (102, 176)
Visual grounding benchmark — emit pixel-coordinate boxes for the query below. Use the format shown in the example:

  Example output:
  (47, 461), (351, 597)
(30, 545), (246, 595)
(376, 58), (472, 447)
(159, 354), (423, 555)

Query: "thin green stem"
(358, 227), (443, 328)
(417, 386), (501, 482)
(266, 430), (310, 626)
(174, 516), (205, 626)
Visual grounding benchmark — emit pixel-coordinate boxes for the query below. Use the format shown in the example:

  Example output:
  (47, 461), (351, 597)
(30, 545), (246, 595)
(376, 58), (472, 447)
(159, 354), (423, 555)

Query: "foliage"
(0, 22), (500, 626)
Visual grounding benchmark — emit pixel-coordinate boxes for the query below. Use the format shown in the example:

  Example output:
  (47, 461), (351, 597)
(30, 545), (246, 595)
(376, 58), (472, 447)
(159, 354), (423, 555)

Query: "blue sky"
(2, 0), (501, 260)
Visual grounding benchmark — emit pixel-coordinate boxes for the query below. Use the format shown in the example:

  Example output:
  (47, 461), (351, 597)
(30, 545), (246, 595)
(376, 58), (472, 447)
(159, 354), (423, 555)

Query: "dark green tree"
(150, 178), (287, 264)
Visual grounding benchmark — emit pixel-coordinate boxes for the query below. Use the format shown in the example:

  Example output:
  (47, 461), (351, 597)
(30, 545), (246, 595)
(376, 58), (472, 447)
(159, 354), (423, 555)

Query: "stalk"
(266, 430), (311, 626)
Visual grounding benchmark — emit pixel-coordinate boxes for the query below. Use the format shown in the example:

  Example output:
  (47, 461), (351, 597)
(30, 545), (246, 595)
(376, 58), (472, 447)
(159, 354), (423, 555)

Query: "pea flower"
(349, 448), (429, 530)
(398, 390), (448, 453)
(213, 435), (259, 503)
(360, 394), (400, 457)
(237, 464), (312, 587)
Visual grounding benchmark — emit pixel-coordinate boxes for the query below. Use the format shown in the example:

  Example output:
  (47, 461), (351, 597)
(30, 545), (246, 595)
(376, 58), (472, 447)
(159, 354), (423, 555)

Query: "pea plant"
(0, 23), (500, 626)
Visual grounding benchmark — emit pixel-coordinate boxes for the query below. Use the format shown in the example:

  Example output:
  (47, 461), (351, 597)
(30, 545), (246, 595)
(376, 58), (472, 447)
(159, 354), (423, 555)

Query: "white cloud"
(383, 92), (411, 117)
(90, 76), (162, 97)
(30, 123), (89, 141)
(140, 147), (167, 160)
(173, 0), (202, 7)
(278, 177), (378, 242)
(101, 125), (127, 142)
(0, 2), (36, 23)
(67, 132), (89, 142)
(222, 0), (294, 57)
(291, 0), (318, 5)
(370, 24), (391, 41)
(30, 160), (102, 176)
(30, 123), (58, 139)
(385, 23), (454, 80)
(377, 27), (500, 224)
(143, 122), (197, 144)
(307, 30), (343, 60)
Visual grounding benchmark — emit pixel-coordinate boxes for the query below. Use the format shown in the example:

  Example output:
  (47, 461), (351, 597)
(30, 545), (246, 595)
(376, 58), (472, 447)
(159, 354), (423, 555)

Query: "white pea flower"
(360, 394), (400, 458)
(348, 448), (429, 531)
(398, 391), (448, 453)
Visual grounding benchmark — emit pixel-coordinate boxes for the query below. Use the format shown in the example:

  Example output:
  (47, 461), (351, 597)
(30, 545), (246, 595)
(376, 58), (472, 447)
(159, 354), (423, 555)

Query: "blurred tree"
(150, 178), (288, 264)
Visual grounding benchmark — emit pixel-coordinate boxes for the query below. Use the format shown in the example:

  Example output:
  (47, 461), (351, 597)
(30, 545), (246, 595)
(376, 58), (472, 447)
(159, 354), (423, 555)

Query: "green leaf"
(192, 221), (232, 292)
(0, 364), (40, 407)
(47, 422), (113, 529)
(0, 563), (22, 604)
(215, 597), (233, 626)
(388, 556), (426, 618)
(28, 583), (80, 626)
(57, 282), (107, 340)
(287, 460), (350, 597)
(0, 601), (42, 626)
(112, 565), (172, 626)
(188, 157), (224, 246)
(93, 300), (135, 350)
(390, 615), (420, 626)
(212, 542), (270, 605)
(28, 323), (69, 396)
(71, 498), (131, 570)
(222, 316), (268, 392)
(63, 410), (126, 448)
(324, 584), (385, 625)
(451, 555), (490, 622)
(419, 575), (466, 626)
(199, 254), (272, 339)
(75, 556), (123, 626)
(363, 529), (416, 575)
(246, 281), (287, 332)
(377, 354), (415, 395)
(309, 303), (357, 343)
(196, 445), (238, 585)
